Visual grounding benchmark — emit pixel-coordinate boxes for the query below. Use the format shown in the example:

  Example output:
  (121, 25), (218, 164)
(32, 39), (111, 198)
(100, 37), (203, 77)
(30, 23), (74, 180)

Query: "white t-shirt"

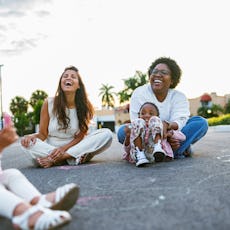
(130, 84), (190, 130)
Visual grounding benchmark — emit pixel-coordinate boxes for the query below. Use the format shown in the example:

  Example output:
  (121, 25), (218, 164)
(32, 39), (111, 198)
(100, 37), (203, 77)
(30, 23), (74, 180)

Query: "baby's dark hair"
(138, 102), (160, 116)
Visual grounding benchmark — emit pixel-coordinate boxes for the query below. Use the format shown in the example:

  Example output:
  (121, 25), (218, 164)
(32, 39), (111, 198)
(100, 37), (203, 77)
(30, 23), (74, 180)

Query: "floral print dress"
(123, 116), (186, 164)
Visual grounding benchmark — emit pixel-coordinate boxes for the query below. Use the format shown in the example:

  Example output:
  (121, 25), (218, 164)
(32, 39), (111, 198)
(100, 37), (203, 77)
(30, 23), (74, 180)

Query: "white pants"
(0, 169), (41, 219)
(21, 128), (113, 166)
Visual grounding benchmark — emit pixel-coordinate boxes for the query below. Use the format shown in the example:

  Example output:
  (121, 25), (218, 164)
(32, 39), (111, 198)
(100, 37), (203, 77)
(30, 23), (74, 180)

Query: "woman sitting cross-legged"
(20, 65), (113, 168)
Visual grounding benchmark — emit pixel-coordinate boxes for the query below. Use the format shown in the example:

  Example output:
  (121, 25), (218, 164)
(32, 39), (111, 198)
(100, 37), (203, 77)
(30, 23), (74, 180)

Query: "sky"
(0, 0), (229, 114)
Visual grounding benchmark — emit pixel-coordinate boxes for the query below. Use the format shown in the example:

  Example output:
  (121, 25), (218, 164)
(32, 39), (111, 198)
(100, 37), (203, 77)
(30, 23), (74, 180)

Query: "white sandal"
(38, 183), (79, 211)
(12, 205), (71, 230)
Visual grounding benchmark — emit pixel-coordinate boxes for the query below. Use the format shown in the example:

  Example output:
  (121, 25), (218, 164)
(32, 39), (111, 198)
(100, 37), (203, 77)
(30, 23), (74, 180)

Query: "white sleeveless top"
(46, 97), (79, 147)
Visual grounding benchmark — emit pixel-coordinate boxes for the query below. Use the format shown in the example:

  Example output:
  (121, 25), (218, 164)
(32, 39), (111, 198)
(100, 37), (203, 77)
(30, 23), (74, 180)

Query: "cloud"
(3, 38), (36, 54)
(0, 0), (52, 11)
(0, 34), (47, 56)
(0, 0), (51, 56)
(34, 10), (50, 17)
(0, 24), (7, 31)
(0, 0), (52, 18)
(0, 10), (25, 17)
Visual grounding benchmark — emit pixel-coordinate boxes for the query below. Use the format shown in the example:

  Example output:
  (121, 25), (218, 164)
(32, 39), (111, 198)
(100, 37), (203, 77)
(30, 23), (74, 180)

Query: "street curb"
(208, 125), (230, 132)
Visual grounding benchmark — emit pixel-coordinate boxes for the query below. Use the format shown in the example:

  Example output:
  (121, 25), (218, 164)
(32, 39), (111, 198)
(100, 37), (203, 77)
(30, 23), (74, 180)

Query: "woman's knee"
(95, 128), (113, 146)
(182, 116), (209, 142)
(103, 128), (113, 143)
(189, 116), (209, 131)
(117, 124), (126, 144)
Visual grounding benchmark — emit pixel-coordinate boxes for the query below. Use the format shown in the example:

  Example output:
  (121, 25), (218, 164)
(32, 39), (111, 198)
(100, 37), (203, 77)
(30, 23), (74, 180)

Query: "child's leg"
(130, 118), (146, 152)
(148, 116), (163, 142)
(130, 119), (149, 166)
(133, 136), (142, 150)
(148, 117), (166, 162)
(0, 169), (79, 215)
(0, 169), (41, 203)
(0, 183), (25, 219)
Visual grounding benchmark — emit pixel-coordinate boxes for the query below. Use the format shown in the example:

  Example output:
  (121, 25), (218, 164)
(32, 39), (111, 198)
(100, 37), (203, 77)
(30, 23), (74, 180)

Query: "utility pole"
(0, 64), (3, 129)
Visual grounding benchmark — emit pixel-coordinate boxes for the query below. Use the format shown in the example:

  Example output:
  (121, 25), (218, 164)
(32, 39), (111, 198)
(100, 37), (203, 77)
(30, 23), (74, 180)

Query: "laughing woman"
(21, 66), (113, 168)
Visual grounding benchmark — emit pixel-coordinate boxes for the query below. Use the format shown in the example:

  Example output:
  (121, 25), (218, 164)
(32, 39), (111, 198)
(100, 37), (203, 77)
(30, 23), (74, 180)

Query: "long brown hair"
(53, 66), (94, 134)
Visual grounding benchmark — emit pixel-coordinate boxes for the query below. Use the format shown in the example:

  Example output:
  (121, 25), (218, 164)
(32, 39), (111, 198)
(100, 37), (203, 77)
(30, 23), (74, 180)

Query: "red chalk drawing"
(77, 196), (112, 206)
(57, 163), (98, 170)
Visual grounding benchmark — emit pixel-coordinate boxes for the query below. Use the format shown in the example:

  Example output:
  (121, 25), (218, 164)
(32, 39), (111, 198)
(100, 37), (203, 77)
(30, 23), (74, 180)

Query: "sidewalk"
(1, 127), (230, 230)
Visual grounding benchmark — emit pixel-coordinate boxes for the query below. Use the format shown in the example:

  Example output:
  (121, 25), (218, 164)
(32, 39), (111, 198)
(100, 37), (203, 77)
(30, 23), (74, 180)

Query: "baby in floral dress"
(123, 102), (186, 166)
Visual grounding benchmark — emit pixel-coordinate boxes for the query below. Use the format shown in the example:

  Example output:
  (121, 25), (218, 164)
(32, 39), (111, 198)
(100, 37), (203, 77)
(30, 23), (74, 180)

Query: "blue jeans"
(117, 116), (209, 157)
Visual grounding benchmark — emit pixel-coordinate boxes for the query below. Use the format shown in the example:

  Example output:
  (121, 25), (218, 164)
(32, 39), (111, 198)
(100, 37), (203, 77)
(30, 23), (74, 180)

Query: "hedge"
(207, 114), (230, 126)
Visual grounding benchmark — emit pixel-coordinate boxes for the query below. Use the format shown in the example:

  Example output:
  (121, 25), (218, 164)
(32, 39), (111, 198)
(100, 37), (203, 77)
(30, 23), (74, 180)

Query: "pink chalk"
(3, 113), (12, 127)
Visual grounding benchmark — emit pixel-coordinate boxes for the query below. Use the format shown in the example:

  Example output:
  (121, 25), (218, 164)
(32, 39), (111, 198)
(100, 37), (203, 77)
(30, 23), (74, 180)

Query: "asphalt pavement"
(1, 125), (230, 230)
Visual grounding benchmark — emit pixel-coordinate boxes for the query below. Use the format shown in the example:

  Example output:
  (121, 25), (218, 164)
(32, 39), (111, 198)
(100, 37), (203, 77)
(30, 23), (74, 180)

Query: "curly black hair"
(147, 57), (182, 88)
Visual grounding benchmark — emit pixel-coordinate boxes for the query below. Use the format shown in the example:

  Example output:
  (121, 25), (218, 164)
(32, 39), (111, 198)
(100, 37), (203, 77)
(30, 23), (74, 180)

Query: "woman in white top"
(117, 57), (208, 159)
(21, 66), (113, 168)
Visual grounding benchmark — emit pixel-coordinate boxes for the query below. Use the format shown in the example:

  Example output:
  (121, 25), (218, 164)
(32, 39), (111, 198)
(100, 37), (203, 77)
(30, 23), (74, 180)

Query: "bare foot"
(37, 156), (55, 168)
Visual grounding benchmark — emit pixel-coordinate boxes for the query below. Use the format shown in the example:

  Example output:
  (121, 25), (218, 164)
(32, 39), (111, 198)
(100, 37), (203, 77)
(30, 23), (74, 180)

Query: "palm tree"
(98, 84), (116, 109)
(117, 71), (148, 104)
